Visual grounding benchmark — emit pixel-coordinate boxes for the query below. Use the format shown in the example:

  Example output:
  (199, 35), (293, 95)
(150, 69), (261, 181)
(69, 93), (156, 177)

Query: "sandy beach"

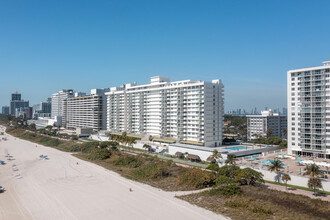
(0, 127), (226, 220)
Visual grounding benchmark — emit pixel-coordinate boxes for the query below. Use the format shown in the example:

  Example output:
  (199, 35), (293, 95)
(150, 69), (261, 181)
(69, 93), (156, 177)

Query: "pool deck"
(239, 150), (330, 179)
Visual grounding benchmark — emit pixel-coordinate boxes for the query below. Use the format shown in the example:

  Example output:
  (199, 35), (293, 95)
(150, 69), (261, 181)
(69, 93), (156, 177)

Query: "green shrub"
(80, 142), (99, 153)
(218, 165), (240, 178)
(131, 163), (169, 180)
(251, 206), (273, 215)
(206, 185), (241, 197)
(99, 141), (115, 148)
(177, 169), (216, 189)
(114, 156), (143, 168)
(236, 168), (264, 186)
(87, 148), (112, 160)
(224, 200), (248, 208)
(69, 144), (82, 152)
(206, 163), (219, 171)
(216, 175), (237, 186)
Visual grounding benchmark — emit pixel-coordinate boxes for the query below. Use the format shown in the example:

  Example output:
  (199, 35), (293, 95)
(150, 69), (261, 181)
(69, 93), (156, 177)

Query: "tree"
(303, 164), (322, 177)
(236, 168), (264, 186)
(308, 177), (322, 195)
(281, 173), (291, 191)
(279, 140), (287, 149)
(218, 165), (240, 179)
(225, 154), (237, 165)
(282, 128), (287, 139)
(209, 150), (222, 162)
(29, 123), (36, 131)
(266, 128), (274, 137)
(143, 144), (152, 152)
(45, 125), (53, 131)
(268, 159), (284, 182)
(149, 135), (153, 141)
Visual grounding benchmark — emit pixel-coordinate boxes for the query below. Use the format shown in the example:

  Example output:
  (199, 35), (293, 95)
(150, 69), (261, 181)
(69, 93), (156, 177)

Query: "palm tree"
(281, 174), (291, 191)
(143, 144), (152, 152)
(210, 150), (222, 162)
(225, 154), (237, 165)
(303, 163), (322, 177)
(268, 159), (284, 182)
(308, 177), (322, 195)
(267, 128), (274, 137)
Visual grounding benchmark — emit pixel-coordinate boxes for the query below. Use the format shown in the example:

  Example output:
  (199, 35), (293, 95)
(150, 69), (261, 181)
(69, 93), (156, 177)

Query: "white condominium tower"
(106, 76), (224, 147)
(51, 89), (74, 118)
(65, 89), (109, 131)
(288, 61), (330, 159)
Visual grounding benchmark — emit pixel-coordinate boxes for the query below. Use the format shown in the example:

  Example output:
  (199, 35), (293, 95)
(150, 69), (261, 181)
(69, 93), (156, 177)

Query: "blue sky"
(1, 0), (330, 111)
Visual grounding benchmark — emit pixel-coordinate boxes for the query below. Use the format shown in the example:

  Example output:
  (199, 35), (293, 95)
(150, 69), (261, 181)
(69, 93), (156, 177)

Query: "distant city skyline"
(1, 1), (330, 110)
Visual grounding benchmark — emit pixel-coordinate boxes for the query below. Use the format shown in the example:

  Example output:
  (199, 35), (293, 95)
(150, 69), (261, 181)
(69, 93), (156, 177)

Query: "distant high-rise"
(2, 106), (9, 115)
(247, 109), (287, 140)
(11, 91), (21, 101)
(10, 91), (29, 115)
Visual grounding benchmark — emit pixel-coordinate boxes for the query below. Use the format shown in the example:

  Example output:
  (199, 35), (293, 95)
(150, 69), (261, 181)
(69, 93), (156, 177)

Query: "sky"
(1, 0), (330, 112)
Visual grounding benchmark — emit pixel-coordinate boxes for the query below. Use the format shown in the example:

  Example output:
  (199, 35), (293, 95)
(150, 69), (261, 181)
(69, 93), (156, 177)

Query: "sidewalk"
(264, 182), (330, 201)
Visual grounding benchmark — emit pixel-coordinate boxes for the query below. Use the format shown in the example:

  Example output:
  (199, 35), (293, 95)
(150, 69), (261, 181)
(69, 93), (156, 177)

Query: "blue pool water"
(225, 146), (248, 151)
(259, 160), (287, 167)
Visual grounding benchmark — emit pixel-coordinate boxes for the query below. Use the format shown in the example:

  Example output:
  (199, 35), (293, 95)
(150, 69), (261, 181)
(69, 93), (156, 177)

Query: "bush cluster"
(86, 148), (112, 160)
(114, 156), (143, 168)
(177, 169), (216, 189)
(131, 163), (169, 180)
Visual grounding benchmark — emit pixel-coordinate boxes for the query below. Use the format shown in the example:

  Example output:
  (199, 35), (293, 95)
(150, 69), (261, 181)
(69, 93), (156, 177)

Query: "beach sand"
(0, 127), (226, 220)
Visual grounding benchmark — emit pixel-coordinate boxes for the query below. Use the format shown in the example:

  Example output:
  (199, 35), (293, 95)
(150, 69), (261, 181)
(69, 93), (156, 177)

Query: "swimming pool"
(225, 146), (248, 151)
(259, 160), (287, 167)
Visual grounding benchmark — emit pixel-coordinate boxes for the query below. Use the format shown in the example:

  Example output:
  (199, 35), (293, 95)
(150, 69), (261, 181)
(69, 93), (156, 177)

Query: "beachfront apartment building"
(106, 76), (224, 147)
(288, 61), (330, 159)
(247, 109), (287, 140)
(51, 89), (74, 126)
(65, 89), (109, 131)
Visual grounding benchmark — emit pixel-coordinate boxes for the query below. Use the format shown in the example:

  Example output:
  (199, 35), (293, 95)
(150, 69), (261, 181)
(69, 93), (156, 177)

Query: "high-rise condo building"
(247, 109), (287, 140)
(9, 91), (29, 115)
(288, 61), (330, 159)
(51, 89), (74, 122)
(65, 89), (109, 131)
(106, 76), (224, 147)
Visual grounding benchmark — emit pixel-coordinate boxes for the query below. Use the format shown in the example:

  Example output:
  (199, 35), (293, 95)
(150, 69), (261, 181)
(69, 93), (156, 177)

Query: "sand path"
(0, 127), (227, 220)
